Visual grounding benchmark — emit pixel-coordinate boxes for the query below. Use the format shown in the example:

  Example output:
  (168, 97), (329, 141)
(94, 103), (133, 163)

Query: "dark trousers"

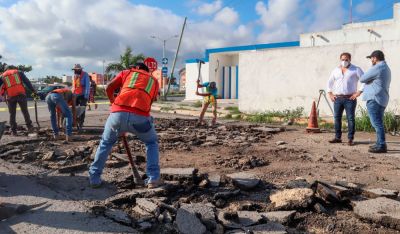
(75, 94), (87, 125)
(334, 97), (357, 140)
(366, 100), (386, 148)
(7, 94), (33, 132)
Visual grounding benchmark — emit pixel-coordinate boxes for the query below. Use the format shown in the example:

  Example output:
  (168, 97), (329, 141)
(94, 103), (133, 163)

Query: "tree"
(42, 76), (62, 84)
(0, 54), (32, 73)
(105, 47), (145, 75)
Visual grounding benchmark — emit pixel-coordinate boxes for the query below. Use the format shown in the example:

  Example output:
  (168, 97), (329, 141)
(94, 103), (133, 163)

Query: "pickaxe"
(121, 133), (144, 187)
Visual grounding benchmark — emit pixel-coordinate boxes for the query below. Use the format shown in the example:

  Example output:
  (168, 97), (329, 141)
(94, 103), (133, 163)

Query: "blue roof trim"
(186, 41), (299, 64)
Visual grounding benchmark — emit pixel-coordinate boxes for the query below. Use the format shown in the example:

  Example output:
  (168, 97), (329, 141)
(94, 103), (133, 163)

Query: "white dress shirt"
(327, 64), (365, 95)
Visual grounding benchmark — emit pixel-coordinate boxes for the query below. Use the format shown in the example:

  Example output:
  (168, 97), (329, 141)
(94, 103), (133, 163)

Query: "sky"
(0, 0), (397, 78)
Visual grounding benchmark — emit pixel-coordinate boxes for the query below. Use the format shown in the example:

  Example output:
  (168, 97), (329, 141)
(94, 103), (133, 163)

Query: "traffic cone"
(306, 101), (321, 133)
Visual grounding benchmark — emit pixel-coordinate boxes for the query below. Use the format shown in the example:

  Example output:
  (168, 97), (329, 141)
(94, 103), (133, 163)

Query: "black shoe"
(368, 147), (387, 153)
(369, 144), (377, 149)
(348, 140), (354, 146)
(329, 138), (342, 143)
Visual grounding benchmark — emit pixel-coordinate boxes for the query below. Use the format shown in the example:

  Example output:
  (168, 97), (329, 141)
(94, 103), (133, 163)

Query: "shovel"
(32, 93), (40, 130)
(0, 121), (5, 141)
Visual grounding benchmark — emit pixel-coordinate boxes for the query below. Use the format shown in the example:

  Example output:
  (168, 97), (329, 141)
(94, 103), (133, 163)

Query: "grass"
(192, 100), (202, 108)
(246, 107), (305, 124)
(224, 106), (241, 114)
(160, 106), (174, 112)
(355, 107), (398, 132)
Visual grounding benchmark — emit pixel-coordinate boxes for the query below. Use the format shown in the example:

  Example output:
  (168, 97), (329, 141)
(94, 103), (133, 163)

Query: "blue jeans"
(89, 112), (159, 185)
(46, 93), (72, 136)
(334, 97), (356, 140)
(367, 100), (386, 148)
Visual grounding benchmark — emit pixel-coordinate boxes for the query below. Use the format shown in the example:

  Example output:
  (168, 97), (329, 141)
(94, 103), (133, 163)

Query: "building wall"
(89, 73), (104, 85)
(239, 40), (400, 116)
(300, 3), (400, 47)
(179, 69), (186, 91)
(185, 62), (209, 100)
(62, 75), (72, 83)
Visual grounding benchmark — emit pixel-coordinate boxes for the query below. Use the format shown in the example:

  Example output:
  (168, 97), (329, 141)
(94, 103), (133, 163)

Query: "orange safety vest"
(114, 69), (158, 113)
(73, 73), (84, 95)
(1, 69), (26, 97)
(52, 88), (73, 105)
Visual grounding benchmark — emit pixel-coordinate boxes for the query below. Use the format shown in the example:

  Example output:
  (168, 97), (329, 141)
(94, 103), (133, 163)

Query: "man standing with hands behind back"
(327, 52), (364, 146)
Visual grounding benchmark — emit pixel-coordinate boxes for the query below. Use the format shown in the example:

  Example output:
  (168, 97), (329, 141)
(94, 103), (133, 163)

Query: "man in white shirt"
(327, 52), (364, 146)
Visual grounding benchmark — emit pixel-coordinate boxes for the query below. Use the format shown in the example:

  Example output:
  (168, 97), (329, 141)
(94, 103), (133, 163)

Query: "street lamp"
(150, 35), (179, 96)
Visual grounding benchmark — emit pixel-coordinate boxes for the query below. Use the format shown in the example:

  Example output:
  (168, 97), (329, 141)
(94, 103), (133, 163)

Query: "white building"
(185, 3), (400, 116)
(62, 75), (72, 83)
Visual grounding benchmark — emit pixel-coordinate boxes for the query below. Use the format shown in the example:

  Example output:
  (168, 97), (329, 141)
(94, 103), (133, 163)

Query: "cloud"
(255, 0), (346, 43)
(355, 0), (374, 16)
(0, 0), (252, 77)
(196, 0), (222, 15)
(214, 7), (239, 25)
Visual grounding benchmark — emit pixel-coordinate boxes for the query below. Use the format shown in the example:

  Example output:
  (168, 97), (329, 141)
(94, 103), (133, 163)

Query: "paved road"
(0, 160), (137, 233)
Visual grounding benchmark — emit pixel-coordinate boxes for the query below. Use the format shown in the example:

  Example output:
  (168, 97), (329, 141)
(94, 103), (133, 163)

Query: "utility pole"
(102, 59), (105, 86)
(165, 17), (187, 100)
(350, 0), (353, 23)
(150, 35), (179, 96)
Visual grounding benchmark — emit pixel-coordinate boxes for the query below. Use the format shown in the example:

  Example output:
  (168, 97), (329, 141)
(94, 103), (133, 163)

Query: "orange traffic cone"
(306, 101), (321, 133)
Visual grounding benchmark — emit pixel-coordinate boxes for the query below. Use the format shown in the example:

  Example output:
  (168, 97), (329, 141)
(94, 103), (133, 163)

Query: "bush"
(192, 100), (202, 108)
(247, 107), (304, 124)
(355, 106), (398, 132)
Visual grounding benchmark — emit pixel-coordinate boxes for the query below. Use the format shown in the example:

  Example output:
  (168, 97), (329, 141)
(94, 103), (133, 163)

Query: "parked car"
(37, 85), (67, 100)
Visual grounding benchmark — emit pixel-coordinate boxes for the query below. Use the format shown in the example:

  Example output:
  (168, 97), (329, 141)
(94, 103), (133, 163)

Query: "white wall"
(209, 53), (239, 98)
(301, 3), (400, 47)
(185, 62), (209, 100)
(239, 40), (400, 116)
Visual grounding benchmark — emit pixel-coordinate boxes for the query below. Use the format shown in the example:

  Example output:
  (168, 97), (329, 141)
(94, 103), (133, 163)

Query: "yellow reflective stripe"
(145, 77), (154, 93)
(128, 72), (139, 88)
(13, 74), (21, 84)
(4, 76), (11, 87)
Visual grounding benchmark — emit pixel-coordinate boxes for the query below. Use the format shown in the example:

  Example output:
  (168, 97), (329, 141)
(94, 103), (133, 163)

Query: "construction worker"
(196, 81), (218, 126)
(71, 64), (90, 123)
(45, 88), (76, 142)
(0, 65), (37, 135)
(327, 52), (364, 146)
(89, 62), (160, 189)
(361, 50), (391, 153)
(88, 75), (98, 111)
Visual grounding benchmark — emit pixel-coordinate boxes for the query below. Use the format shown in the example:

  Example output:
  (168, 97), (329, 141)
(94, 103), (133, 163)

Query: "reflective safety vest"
(114, 69), (158, 113)
(52, 88), (73, 105)
(73, 73), (84, 95)
(1, 69), (26, 97)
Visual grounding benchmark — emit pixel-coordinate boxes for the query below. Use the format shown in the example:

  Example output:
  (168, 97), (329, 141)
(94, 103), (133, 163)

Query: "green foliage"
(353, 107), (398, 133)
(160, 105), (174, 112)
(224, 113), (233, 119)
(0, 55), (32, 73)
(106, 47), (145, 75)
(247, 107), (304, 123)
(225, 106), (241, 114)
(192, 100), (202, 108)
(42, 76), (62, 84)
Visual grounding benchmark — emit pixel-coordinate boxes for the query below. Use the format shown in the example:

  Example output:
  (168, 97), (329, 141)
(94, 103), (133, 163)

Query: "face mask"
(341, 61), (350, 68)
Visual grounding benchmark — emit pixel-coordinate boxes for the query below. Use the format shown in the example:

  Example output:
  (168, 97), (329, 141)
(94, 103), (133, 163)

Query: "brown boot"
(328, 138), (342, 143)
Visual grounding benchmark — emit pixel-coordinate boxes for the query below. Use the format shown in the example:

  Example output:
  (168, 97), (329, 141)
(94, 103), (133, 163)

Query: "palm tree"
(106, 47), (145, 75)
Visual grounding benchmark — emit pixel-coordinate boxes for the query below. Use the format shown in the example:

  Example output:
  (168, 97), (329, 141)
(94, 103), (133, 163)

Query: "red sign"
(144, 57), (158, 73)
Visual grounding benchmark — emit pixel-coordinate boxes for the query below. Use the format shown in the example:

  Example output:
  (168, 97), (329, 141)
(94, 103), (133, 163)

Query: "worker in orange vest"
(71, 64), (90, 124)
(45, 88), (76, 142)
(0, 65), (37, 135)
(89, 63), (161, 189)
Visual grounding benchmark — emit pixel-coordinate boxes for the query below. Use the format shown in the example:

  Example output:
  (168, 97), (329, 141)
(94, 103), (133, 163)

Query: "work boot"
(328, 138), (342, 143)
(65, 135), (75, 143)
(347, 140), (354, 146)
(368, 147), (387, 153)
(147, 179), (163, 189)
(27, 125), (35, 133)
